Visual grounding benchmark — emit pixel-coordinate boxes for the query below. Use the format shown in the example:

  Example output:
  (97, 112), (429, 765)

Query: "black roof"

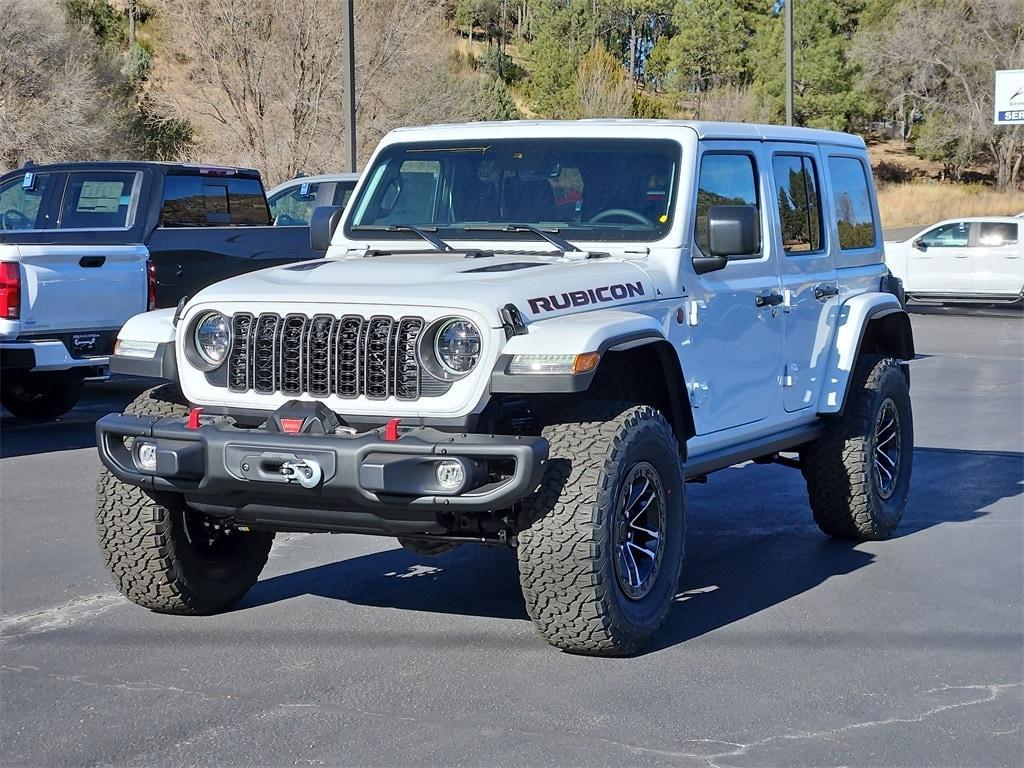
(1, 160), (263, 179)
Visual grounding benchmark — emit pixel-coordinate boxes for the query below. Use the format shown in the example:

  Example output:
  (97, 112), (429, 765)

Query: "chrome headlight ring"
(419, 316), (481, 381)
(187, 311), (231, 370)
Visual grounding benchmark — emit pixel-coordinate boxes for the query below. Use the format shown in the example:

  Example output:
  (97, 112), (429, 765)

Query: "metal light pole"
(785, 0), (794, 126)
(341, 0), (357, 172)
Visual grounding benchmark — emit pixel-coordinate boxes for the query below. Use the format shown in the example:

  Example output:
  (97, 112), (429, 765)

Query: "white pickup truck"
(884, 216), (1024, 304)
(0, 166), (151, 417)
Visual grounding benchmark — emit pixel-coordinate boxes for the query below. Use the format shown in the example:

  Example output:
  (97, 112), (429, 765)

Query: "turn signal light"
(0, 262), (20, 319)
(507, 352), (601, 375)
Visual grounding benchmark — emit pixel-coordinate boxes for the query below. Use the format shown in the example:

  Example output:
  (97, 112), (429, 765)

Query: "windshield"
(345, 138), (680, 244)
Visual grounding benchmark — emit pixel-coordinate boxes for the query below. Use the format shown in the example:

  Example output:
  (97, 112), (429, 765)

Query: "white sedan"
(884, 216), (1023, 303)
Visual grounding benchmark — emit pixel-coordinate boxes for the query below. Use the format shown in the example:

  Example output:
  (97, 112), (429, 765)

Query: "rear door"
(972, 221), (1023, 296)
(765, 144), (838, 413)
(1, 169), (147, 334)
(909, 221), (974, 294)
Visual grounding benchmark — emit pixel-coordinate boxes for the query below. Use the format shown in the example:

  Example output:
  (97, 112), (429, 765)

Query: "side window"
(828, 156), (876, 249)
(920, 222), (971, 248)
(0, 172), (56, 231)
(160, 175), (270, 227)
(269, 183), (319, 226)
(59, 172), (137, 229)
(375, 160), (441, 225)
(979, 221), (1018, 247)
(772, 155), (822, 253)
(332, 181), (356, 208)
(695, 153), (759, 255)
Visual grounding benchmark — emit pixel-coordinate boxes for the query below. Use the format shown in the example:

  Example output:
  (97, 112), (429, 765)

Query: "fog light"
(136, 442), (157, 472)
(435, 459), (465, 491)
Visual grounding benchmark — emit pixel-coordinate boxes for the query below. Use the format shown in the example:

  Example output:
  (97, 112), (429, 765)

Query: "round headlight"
(433, 318), (481, 376)
(194, 312), (231, 367)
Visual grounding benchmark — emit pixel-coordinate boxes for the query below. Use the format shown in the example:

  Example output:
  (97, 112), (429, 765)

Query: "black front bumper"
(96, 414), (548, 535)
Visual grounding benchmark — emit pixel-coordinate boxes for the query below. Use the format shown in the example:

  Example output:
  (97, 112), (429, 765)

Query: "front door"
(766, 144), (838, 412)
(909, 221), (974, 294)
(681, 143), (784, 435)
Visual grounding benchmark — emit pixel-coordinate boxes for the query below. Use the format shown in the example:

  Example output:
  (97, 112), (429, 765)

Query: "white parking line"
(0, 593), (127, 640)
(0, 532), (308, 641)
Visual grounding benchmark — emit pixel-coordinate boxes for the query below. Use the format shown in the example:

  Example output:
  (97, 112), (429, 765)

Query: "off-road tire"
(801, 356), (913, 540)
(1, 370), (84, 420)
(517, 402), (685, 656)
(96, 384), (274, 614)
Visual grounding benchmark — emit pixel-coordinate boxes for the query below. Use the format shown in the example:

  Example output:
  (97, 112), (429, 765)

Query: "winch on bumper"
(95, 403), (549, 536)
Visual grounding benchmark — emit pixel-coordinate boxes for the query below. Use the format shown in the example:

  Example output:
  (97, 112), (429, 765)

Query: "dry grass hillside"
(867, 141), (1024, 227)
(875, 184), (1024, 228)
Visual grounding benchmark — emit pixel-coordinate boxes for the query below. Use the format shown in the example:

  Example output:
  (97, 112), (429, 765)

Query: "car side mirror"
(310, 205), (343, 251)
(693, 205), (760, 275)
(912, 238), (927, 252)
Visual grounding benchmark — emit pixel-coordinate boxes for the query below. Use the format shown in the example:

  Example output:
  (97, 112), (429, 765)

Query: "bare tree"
(0, 0), (133, 172)
(855, 0), (1024, 189)
(159, 0), (466, 184)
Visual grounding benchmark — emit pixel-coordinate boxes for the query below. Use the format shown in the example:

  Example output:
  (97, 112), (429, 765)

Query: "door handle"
(814, 283), (839, 301)
(79, 256), (106, 268)
(755, 291), (784, 308)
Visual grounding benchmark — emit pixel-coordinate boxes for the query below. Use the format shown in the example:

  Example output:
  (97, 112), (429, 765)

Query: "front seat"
(503, 179), (557, 222)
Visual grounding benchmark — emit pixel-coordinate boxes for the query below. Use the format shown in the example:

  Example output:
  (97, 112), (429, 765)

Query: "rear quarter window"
(827, 156), (876, 250)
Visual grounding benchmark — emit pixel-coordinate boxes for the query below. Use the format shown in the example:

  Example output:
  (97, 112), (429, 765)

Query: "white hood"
(188, 250), (667, 326)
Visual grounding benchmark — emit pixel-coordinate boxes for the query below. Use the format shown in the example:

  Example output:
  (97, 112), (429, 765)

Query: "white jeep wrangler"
(96, 120), (914, 655)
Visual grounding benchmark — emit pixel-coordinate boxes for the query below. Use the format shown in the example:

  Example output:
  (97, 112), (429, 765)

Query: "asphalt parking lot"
(1, 309), (1022, 768)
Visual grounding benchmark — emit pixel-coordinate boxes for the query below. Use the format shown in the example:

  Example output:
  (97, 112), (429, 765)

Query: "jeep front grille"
(225, 312), (436, 400)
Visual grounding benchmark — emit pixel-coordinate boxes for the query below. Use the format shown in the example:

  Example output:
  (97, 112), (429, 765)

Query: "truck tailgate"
(6, 244), (148, 334)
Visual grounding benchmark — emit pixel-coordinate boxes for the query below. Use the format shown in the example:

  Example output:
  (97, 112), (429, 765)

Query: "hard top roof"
(383, 119), (866, 149)
(0, 160), (262, 179)
(268, 172), (360, 193)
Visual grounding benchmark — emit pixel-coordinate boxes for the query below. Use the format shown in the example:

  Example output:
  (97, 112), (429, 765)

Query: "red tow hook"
(384, 418), (401, 442)
(186, 407), (204, 430)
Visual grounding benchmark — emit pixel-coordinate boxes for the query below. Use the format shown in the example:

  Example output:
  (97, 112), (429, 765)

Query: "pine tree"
(525, 1), (595, 118)
(750, 0), (864, 130)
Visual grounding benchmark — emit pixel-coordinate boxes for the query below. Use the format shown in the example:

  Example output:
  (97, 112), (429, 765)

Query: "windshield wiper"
(462, 224), (581, 252)
(351, 224), (453, 252)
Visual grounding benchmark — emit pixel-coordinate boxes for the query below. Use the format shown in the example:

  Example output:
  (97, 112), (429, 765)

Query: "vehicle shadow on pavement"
(0, 379), (153, 459)
(238, 543), (530, 620)
(653, 446), (1023, 652)
(238, 446), (1022, 649)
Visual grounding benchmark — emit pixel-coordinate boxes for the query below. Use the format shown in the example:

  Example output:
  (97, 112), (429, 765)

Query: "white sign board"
(994, 69), (1024, 124)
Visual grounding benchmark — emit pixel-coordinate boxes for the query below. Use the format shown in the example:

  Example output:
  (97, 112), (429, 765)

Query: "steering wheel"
(589, 208), (654, 226)
(2, 209), (32, 230)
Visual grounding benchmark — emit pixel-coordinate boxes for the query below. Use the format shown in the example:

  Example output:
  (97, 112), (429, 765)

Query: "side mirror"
(912, 238), (927, 251)
(310, 205), (343, 251)
(693, 205), (760, 275)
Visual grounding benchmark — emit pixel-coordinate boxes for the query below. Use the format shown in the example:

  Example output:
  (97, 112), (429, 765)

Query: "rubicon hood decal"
(528, 281), (645, 314)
